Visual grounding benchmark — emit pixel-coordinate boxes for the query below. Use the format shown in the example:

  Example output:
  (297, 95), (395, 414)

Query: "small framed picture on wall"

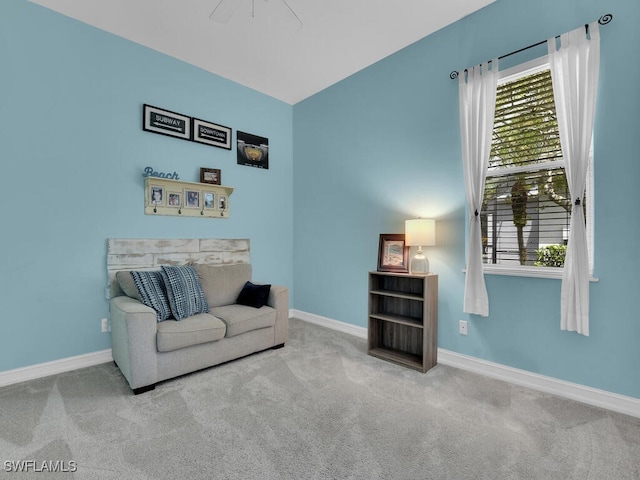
(237, 131), (269, 170)
(200, 168), (221, 185)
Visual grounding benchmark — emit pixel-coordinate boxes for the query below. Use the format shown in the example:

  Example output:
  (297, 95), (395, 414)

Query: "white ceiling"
(29, 0), (495, 104)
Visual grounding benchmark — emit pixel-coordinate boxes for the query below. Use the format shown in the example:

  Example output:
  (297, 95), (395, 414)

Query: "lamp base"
(409, 252), (429, 275)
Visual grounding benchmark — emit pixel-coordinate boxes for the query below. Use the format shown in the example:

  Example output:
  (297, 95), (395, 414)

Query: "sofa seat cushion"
(156, 313), (226, 352)
(210, 304), (276, 338)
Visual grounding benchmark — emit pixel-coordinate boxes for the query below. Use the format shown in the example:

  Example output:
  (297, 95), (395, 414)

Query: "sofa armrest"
(267, 285), (289, 345)
(109, 296), (159, 390)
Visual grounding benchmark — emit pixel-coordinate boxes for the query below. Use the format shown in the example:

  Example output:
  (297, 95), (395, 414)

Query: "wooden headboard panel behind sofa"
(106, 238), (250, 299)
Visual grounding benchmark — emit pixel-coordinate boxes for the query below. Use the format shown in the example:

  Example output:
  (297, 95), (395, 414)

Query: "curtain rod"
(450, 13), (612, 80)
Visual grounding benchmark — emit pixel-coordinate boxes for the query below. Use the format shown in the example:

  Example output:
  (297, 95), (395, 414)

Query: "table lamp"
(405, 218), (435, 274)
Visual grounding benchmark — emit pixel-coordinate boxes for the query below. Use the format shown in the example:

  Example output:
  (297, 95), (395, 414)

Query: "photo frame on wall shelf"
(192, 118), (232, 150)
(377, 234), (410, 273)
(149, 185), (165, 207)
(167, 192), (181, 208)
(142, 104), (191, 141)
(203, 192), (215, 209)
(185, 189), (200, 209)
(200, 168), (221, 185)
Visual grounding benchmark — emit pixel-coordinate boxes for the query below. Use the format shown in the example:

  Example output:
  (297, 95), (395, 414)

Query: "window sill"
(463, 266), (599, 282)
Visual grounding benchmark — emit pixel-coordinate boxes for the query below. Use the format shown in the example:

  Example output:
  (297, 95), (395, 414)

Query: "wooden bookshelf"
(368, 271), (438, 373)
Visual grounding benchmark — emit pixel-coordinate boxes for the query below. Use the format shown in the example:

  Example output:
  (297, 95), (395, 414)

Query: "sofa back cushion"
(195, 263), (252, 308)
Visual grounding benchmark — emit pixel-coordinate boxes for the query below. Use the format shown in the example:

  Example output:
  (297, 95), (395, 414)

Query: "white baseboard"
(291, 309), (367, 339)
(437, 350), (640, 419)
(0, 349), (113, 388)
(291, 309), (640, 419)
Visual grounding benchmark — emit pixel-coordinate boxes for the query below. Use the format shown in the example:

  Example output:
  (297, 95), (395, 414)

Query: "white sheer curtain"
(548, 22), (600, 336)
(459, 60), (498, 317)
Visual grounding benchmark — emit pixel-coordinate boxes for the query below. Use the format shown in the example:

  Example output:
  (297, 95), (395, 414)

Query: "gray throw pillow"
(116, 271), (141, 301)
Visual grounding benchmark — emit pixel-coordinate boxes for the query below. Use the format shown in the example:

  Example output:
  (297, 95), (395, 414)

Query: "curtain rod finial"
(599, 13), (613, 25)
(450, 71), (459, 80)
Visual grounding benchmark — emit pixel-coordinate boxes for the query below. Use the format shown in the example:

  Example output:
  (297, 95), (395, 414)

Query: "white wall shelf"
(144, 177), (233, 219)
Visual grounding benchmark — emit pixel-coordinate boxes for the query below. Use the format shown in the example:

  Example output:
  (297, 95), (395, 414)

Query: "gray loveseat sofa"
(109, 263), (288, 394)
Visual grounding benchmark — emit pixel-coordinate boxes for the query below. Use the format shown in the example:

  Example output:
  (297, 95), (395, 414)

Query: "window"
(481, 57), (593, 276)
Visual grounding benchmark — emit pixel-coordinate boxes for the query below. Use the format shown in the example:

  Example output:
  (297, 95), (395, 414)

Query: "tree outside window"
(481, 61), (589, 269)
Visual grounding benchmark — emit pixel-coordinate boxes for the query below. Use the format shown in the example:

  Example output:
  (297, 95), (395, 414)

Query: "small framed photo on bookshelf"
(377, 234), (409, 273)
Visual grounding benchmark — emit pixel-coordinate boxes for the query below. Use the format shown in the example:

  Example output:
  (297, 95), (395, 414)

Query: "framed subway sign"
(192, 117), (232, 150)
(142, 104), (191, 141)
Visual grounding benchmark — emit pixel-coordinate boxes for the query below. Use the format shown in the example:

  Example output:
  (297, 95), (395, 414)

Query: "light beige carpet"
(1, 318), (639, 479)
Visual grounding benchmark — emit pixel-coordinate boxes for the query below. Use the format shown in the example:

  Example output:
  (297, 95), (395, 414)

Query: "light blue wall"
(293, 0), (640, 399)
(1, 1), (293, 371)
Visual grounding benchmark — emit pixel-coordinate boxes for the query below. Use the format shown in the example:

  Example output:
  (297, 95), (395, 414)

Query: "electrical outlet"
(459, 320), (468, 336)
(101, 318), (109, 333)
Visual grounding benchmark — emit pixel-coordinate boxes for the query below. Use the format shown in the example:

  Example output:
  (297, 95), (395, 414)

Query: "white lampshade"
(405, 219), (435, 247)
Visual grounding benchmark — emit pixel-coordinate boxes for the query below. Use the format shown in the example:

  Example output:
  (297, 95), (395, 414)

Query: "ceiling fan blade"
(209, 0), (237, 23)
(281, 0), (303, 29)
(209, 0), (302, 29)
